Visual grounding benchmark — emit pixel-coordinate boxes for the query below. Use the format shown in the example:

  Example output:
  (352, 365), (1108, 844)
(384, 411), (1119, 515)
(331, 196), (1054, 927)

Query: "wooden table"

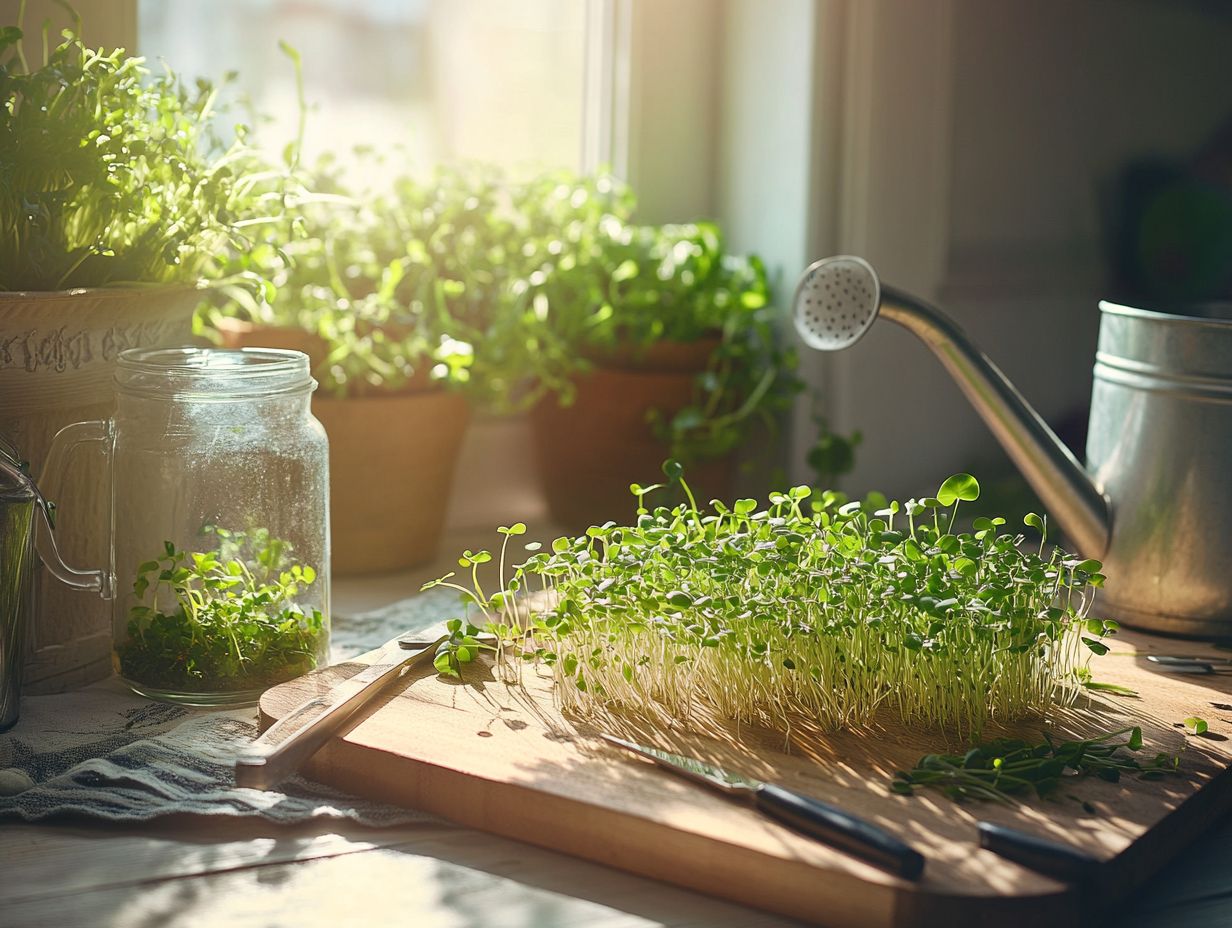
(4, 526), (1232, 928)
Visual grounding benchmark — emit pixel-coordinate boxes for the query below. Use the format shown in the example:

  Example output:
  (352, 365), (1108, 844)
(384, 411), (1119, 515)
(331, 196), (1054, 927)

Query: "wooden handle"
(754, 783), (925, 880)
(235, 710), (340, 790)
(235, 636), (445, 790)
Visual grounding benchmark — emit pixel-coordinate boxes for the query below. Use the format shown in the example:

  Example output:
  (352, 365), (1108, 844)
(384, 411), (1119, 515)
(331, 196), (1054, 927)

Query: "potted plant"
(204, 159), (478, 574)
(0, 21), (282, 690)
(207, 160), (644, 565)
(526, 217), (801, 529)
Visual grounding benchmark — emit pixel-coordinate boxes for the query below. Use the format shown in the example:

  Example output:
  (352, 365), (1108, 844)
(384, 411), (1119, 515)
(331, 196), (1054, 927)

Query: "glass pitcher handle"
(36, 419), (114, 599)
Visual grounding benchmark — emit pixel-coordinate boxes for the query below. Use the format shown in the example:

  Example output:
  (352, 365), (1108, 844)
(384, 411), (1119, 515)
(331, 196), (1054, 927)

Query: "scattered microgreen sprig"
(422, 523), (531, 677)
(1075, 665), (1138, 697)
(428, 466), (1111, 739)
(890, 726), (1179, 803)
(117, 527), (326, 692)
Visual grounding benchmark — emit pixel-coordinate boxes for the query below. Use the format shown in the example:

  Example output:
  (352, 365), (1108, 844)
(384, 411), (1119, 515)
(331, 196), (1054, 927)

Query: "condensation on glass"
(42, 348), (331, 706)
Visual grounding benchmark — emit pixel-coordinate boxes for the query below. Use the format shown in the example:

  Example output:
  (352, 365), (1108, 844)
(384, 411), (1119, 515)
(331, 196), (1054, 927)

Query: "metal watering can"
(793, 255), (1232, 638)
(0, 434), (99, 728)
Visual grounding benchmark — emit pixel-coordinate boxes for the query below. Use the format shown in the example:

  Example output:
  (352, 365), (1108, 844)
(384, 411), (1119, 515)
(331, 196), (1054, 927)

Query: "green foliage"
(530, 216), (803, 466)
(890, 727), (1179, 803)
(0, 21), (280, 290)
(806, 425), (861, 488)
(200, 160), (630, 399)
(200, 155), (809, 469)
(3, 18), (818, 466)
(555, 221), (765, 346)
(433, 471), (1110, 739)
(429, 617), (495, 678)
(116, 528), (326, 693)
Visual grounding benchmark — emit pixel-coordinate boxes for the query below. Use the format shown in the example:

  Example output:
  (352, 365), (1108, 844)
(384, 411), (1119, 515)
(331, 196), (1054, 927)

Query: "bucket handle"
(36, 419), (114, 600)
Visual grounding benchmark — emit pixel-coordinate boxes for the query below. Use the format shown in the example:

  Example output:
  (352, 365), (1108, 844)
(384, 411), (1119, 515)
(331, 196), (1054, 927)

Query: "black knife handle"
(977, 821), (1100, 883)
(753, 783), (925, 880)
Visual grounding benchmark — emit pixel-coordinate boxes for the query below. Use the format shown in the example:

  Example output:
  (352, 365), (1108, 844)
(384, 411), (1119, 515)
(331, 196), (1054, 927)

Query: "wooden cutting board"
(258, 628), (1232, 927)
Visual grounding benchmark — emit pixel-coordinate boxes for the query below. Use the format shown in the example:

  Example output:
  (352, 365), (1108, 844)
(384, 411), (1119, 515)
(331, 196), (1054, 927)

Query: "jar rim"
(116, 347), (316, 398)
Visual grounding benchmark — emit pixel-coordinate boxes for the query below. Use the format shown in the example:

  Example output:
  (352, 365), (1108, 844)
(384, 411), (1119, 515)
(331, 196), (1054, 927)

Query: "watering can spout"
(793, 257), (1111, 559)
(878, 285), (1110, 558)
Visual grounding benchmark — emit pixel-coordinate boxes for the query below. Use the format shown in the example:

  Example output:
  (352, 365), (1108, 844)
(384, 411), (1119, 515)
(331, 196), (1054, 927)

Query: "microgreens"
(890, 726), (1179, 803)
(430, 466), (1110, 739)
(117, 527), (326, 692)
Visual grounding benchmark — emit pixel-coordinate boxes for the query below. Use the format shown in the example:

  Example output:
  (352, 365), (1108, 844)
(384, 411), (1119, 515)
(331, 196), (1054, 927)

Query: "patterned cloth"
(0, 588), (461, 823)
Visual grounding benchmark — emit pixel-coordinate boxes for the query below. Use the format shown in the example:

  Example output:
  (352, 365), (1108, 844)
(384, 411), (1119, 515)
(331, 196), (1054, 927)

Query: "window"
(138, 0), (593, 185)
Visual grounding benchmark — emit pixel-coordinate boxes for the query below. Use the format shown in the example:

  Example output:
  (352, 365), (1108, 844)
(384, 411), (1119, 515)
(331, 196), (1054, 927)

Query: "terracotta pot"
(446, 413), (547, 530)
(583, 337), (720, 372)
(0, 286), (198, 692)
(314, 391), (470, 574)
(213, 317), (330, 371)
(529, 338), (734, 531)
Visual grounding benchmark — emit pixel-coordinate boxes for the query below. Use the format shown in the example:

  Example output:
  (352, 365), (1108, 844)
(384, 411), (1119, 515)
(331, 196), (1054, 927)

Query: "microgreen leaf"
(1082, 637), (1110, 656)
(893, 726), (1177, 803)
(434, 651), (460, 678)
(1184, 717), (1209, 736)
(936, 473), (980, 506)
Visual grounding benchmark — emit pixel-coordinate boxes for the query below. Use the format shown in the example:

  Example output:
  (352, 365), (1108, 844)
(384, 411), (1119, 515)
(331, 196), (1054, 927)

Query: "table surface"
(5, 524), (1232, 928)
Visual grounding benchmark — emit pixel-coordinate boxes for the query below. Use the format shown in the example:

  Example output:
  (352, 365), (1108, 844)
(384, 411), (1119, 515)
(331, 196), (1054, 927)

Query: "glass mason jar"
(43, 347), (330, 706)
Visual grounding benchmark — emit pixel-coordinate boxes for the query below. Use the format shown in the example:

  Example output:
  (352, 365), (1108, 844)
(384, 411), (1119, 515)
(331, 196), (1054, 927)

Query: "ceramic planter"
(529, 338), (734, 531)
(446, 412), (547, 530)
(0, 286), (199, 692)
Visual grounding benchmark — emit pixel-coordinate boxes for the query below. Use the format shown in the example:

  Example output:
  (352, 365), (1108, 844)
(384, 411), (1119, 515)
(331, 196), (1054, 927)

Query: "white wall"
(791, 0), (1232, 499)
(624, 0), (721, 225)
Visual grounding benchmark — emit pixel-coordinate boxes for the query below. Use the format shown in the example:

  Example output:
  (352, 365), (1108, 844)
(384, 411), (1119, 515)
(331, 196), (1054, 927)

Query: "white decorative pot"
(0, 287), (199, 693)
